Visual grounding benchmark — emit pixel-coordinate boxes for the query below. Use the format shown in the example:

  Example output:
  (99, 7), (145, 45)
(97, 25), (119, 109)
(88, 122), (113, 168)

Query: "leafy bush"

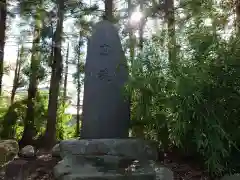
(0, 92), (74, 141)
(128, 26), (240, 176)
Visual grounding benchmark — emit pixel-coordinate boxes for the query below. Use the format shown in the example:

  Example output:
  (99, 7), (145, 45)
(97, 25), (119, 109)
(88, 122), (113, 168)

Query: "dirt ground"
(0, 152), (212, 180)
(0, 154), (60, 180)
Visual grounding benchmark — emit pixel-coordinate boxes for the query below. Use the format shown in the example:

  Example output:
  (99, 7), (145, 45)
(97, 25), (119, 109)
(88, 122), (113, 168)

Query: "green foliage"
(0, 97), (16, 139)
(0, 93), (49, 140)
(56, 102), (73, 140)
(128, 29), (240, 176)
(22, 62), (48, 82)
(0, 92), (73, 141)
(0, 99), (27, 140)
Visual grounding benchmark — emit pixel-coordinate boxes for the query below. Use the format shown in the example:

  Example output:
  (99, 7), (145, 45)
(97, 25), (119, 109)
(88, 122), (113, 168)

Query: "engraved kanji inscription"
(100, 44), (111, 55)
(97, 68), (112, 82)
(97, 68), (108, 80)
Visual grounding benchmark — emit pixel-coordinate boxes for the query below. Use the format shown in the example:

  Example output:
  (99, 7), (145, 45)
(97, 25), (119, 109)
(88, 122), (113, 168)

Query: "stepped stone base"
(54, 139), (158, 180)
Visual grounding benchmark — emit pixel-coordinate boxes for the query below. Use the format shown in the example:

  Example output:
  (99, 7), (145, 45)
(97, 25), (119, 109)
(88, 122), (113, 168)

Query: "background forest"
(0, 0), (240, 177)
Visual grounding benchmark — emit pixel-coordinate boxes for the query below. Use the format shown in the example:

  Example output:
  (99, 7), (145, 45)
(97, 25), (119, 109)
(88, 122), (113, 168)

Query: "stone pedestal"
(54, 139), (158, 180)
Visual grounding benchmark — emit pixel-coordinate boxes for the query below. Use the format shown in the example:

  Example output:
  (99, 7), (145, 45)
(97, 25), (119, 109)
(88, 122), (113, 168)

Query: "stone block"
(59, 139), (157, 161)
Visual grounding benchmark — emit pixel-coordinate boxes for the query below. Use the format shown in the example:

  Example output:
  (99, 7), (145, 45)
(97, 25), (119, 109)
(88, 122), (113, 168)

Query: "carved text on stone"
(100, 44), (111, 55)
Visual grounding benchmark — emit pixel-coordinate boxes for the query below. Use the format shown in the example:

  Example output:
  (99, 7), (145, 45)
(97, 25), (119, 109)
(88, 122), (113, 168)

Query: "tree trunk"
(0, 0), (7, 95)
(11, 45), (22, 105)
(236, 0), (240, 33)
(139, 0), (144, 50)
(165, 0), (177, 69)
(19, 5), (42, 148)
(63, 42), (69, 106)
(104, 0), (113, 21)
(76, 37), (81, 137)
(44, 0), (64, 149)
(57, 42), (69, 140)
(127, 0), (135, 63)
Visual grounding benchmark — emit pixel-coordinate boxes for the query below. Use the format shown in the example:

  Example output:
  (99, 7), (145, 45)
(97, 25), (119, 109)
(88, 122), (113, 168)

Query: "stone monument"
(54, 20), (173, 180)
(81, 20), (130, 139)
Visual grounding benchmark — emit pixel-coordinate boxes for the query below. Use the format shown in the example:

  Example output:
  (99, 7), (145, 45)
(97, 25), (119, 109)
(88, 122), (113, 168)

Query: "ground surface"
(0, 152), (212, 180)
(0, 153), (60, 180)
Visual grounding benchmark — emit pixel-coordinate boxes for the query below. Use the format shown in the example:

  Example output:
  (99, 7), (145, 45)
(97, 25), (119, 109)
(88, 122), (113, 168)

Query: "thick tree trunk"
(19, 5), (42, 148)
(44, 0), (64, 149)
(0, 0), (7, 95)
